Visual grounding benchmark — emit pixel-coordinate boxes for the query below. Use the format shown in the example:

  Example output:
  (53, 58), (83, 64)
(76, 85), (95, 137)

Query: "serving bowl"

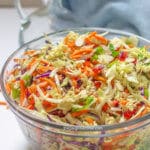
(1, 28), (150, 150)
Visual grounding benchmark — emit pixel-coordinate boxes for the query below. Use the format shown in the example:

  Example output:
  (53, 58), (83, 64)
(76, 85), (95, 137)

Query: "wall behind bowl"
(0, 0), (43, 7)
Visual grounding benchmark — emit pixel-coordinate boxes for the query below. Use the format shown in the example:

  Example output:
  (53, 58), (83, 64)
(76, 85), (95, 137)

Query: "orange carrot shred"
(94, 34), (108, 45)
(95, 76), (107, 83)
(42, 100), (57, 112)
(85, 117), (94, 125)
(0, 101), (7, 106)
(5, 83), (11, 94)
(71, 109), (89, 117)
(44, 78), (56, 88)
(20, 79), (26, 106)
(24, 50), (36, 55)
(120, 100), (128, 106)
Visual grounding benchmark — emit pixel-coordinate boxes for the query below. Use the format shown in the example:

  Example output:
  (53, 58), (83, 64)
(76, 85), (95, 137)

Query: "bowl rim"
(1, 27), (150, 133)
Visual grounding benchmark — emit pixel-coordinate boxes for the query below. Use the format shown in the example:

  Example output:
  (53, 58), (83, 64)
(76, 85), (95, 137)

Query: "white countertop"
(0, 8), (32, 150)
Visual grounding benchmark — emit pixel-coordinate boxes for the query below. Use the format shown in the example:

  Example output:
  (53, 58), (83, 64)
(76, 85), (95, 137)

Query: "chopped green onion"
(95, 46), (104, 55)
(72, 96), (94, 112)
(112, 51), (120, 57)
(109, 43), (115, 51)
(144, 89), (149, 97)
(138, 53), (144, 59)
(140, 46), (145, 51)
(12, 88), (20, 99)
(22, 74), (32, 86)
(91, 47), (104, 61)
(85, 96), (94, 105)
(71, 106), (82, 112)
(91, 54), (98, 61)
(109, 43), (120, 57)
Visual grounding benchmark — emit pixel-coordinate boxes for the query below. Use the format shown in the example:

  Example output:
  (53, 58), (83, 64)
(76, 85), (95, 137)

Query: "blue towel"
(48, 0), (150, 39)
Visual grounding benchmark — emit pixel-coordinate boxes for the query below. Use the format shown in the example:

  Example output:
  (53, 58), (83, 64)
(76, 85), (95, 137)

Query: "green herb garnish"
(72, 96), (94, 112)
(95, 46), (104, 55)
(22, 74), (32, 86)
(91, 46), (104, 61)
(144, 89), (149, 97)
(12, 88), (20, 99)
(109, 43), (115, 51)
(112, 51), (120, 57)
(109, 43), (120, 57)
(91, 54), (99, 61)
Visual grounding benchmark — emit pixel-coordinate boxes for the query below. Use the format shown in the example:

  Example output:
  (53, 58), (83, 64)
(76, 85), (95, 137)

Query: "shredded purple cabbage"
(35, 71), (51, 79)
(26, 89), (30, 97)
(47, 115), (56, 122)
(14, 64), (20, 68)
(16, 77), (20, 81)
(139, 87), (144, 96)
(98, 131), (105, 145)
(50, 109), (65, 117)
(21, 68), (27, 74)
(88, 112), (99, 120)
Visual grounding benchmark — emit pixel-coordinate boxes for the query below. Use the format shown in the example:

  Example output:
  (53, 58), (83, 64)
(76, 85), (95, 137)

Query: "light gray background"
(0, 8), (32, 150)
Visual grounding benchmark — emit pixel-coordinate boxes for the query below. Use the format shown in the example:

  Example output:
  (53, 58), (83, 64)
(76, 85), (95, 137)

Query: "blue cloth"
(48, 0), (150, 39)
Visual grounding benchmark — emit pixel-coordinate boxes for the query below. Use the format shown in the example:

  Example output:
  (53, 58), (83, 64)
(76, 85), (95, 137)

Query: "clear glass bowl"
(1, 28), (150, 150)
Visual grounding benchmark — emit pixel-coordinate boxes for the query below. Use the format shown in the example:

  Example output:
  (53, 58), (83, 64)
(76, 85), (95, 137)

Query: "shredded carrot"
(43, 78), (56, 88)
(64, 36), (75, 48)
(85, 31), (108, 45)
(28, 96), (35, 105)
(20, 79), (26, 106)
(85, 32), (97, 44)
(5, 83), (11, 94)
(28, 84), (37, 94)
(71, 79), (77, 88)
(102, 142), (113, 150)
(40, 59), (49, 65)
(32, 70), (38, 76)
(95, 76), (107, 83)
(141, 107), (149, 116)
(38, 81), (48, 88)
(71, 109), (89, 117)
(24, 50), (36, 55)
(96, 98), (101, 104)
(13, 58), (25, 63)
(37, 65), (52, 73)
(26, 104), (34, 110)
(26, 58), (37, 70)
(83, 66), (94, 77)
(71, 48), (93, 56)
(0, 101), (7, 106)
(124, 88), (129, 93)
(42, 100), (57, 112)
(84, 60), (93, 67)
(85, 117), (94, 125)
(120, 100), (128, 106)
(94, 34), (108, 45)
(70, 54), (82, 59)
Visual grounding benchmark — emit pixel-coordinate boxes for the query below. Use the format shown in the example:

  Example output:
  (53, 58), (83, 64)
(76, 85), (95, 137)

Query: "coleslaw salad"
(2, 30), (150, 150)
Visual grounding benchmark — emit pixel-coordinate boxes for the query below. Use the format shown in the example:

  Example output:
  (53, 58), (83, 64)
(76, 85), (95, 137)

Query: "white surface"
(0, 8), (31, 150)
